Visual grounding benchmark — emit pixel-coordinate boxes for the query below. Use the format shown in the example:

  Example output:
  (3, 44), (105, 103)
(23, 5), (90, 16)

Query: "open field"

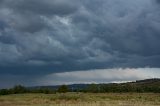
(0, 93), (160, 106)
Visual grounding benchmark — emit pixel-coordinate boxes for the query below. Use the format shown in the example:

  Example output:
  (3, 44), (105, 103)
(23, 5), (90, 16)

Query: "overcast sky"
(0, 0), (160, 88)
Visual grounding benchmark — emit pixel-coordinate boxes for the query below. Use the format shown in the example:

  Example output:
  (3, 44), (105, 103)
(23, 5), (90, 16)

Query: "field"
(0, 93), (160, 106)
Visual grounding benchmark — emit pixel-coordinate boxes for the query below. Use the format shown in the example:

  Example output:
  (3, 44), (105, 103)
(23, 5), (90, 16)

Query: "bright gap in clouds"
(38, 68), (160, 86)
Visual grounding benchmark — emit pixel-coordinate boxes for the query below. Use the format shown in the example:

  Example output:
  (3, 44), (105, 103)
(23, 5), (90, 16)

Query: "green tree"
(11, 85), (27, 94)
(0, 89), (9, 95)
(87, 84), (99, 93)
(57, 85), (68, 93)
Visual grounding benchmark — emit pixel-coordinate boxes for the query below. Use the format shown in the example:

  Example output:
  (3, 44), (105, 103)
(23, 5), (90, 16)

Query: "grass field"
(0, 93), (160, 106)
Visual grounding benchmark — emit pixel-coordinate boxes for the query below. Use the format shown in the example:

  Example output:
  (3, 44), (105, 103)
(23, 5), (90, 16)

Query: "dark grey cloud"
(0, 0), (160, 87)
(0, 0), (78, 33)
(155, 0), (160, 4)
(0, 0), (77, 15)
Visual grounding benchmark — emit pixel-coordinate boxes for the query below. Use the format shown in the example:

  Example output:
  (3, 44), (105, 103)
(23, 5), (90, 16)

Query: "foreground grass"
(0, 93), (160, 106)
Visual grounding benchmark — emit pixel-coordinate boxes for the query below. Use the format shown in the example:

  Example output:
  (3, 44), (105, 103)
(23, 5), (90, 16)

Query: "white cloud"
(38, 68), (160, 85)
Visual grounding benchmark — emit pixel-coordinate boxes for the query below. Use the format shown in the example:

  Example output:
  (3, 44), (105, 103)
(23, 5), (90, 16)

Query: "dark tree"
(10, 85), (27, 94)
(0, 89), (9, 95)
(57, 85), (68, 93)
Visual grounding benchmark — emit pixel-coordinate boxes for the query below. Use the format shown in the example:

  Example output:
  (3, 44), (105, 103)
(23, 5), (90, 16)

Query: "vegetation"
(85, 78), (160, 93)
(0, 85), (55, 95)
(0, 79), (160, 95)
(57, 85), (69, 93)
(0, 93), (160, 106)
(0, 85), (28, 95)
(0, 79), (160, 106)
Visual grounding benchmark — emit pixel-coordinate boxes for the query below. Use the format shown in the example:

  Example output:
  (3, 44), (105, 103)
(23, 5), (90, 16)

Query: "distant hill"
(29, 84), (89, 91)
(1, 78), (160, 95)
(29, 78), (160, 93)
(134, 78), (160, 85)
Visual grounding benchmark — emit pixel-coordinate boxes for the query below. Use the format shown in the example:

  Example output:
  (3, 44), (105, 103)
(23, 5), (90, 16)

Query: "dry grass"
(0, 93), (160, 106)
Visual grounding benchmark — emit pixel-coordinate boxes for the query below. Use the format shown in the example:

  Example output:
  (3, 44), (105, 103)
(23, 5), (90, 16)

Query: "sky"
(0, 0), (160, 88)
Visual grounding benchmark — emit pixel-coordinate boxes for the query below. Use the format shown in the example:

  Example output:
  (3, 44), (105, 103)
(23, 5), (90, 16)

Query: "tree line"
(84, 83), (160, 93)
(1, 79), (160, 95)
(0, 85), (69, 95)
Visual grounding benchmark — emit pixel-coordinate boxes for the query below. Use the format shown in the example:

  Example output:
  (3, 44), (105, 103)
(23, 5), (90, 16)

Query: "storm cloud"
(0, 0), (160, 87)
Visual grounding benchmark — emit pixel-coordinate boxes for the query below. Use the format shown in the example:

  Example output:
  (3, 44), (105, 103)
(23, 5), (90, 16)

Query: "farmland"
(0, 93), (160, 106)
